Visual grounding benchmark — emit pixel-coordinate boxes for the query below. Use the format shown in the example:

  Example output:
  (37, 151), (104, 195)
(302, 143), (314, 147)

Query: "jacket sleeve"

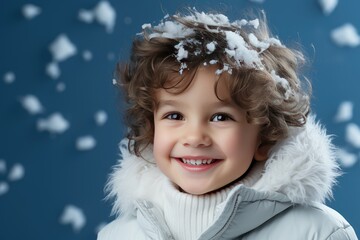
(326, 225), (358, 240)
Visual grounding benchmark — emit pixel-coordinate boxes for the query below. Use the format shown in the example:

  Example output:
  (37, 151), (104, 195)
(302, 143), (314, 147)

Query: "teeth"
(181, 159), (215, 165)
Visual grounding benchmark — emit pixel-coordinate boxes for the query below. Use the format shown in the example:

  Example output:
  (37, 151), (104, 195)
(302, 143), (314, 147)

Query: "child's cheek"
(153, 127), (171, 161)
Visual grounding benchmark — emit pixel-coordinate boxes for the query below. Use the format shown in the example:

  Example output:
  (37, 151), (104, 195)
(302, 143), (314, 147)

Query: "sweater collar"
(162, 179), (231, 240)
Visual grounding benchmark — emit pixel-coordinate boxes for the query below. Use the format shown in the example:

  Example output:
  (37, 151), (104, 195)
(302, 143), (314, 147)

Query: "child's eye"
(164, 112), (184, 120)
(211, 113), (233, 122)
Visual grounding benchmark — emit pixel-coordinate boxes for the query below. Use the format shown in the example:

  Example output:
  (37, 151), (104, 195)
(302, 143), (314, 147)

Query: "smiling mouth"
(179, 158), (219, 166)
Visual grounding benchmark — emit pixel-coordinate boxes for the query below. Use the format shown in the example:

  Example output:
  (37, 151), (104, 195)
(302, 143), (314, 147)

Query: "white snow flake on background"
(3, 72), (15, 84)
(49, 34), (77, 62)
(336, 148), (358, 168)
(334, 101), (353, 122)
(76, 135), (97, 151)
(0, 182), (9, 196)
(78, 9), (95, 23)
(56, 82), (66, 92)
(46, 34), (77, 79)
(94, 110), (108, 126)
(333, 101), (359, 168)
(46, 62), (61, 79)
(318, 0), (338, 15)
(37, 113), (70, 134)
(94, 1), (116, 33)
(82, 50), (93, 61)
(331, 23), (360, 47)
(8, 163), (25, 182)
(59, 205), (86, 232)
(78, 1), (116, 33)
(22, 4), (41, 20)
(20, 95), (44, 115)
(0, 160), (25, 196)
(345, 123), (360, 148)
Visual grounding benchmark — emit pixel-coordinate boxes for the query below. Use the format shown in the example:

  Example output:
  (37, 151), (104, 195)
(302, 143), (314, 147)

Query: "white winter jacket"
(98, 117), (358, 239)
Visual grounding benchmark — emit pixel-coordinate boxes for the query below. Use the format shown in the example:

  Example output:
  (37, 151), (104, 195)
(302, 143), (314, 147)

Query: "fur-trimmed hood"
(105, 116), (340, 217)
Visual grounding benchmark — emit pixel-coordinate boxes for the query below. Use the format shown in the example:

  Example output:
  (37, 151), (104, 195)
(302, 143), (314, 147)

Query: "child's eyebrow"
(156, 99), (237, 109)
(212, 102), (241, 112)
(155, 100), (181, 109)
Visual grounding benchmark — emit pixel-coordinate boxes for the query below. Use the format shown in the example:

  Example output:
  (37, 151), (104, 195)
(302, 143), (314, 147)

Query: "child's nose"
(182, 125), (212, 148)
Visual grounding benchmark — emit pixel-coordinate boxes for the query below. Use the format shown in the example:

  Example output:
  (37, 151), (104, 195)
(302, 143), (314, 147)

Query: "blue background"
(1, 0), (359, 239)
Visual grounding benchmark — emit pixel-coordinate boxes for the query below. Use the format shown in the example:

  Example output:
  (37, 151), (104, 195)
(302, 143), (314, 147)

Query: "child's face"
(153, 67), (263, 195)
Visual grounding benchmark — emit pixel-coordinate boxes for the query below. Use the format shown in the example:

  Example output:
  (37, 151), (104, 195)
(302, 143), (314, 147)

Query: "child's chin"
(178, 185), (214, 195)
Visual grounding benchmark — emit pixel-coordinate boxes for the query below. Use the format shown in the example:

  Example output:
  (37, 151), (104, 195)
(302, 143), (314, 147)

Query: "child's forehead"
(155, 88), (234, 108)
(155, 66), (233, 101)
(159, 65), (226, 89)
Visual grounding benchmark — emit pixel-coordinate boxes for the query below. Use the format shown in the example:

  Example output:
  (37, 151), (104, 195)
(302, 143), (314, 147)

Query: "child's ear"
(254, 142), (271, 161)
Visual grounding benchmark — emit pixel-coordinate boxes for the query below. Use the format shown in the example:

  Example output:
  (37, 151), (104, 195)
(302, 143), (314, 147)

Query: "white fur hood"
(105, 116), (340, 217)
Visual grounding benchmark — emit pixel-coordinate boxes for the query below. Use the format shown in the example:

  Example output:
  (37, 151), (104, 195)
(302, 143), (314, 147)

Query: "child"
(98, 9), (358, 240)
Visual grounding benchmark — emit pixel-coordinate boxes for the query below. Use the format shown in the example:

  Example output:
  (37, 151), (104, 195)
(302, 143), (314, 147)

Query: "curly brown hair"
(116, 10), (311, 157)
